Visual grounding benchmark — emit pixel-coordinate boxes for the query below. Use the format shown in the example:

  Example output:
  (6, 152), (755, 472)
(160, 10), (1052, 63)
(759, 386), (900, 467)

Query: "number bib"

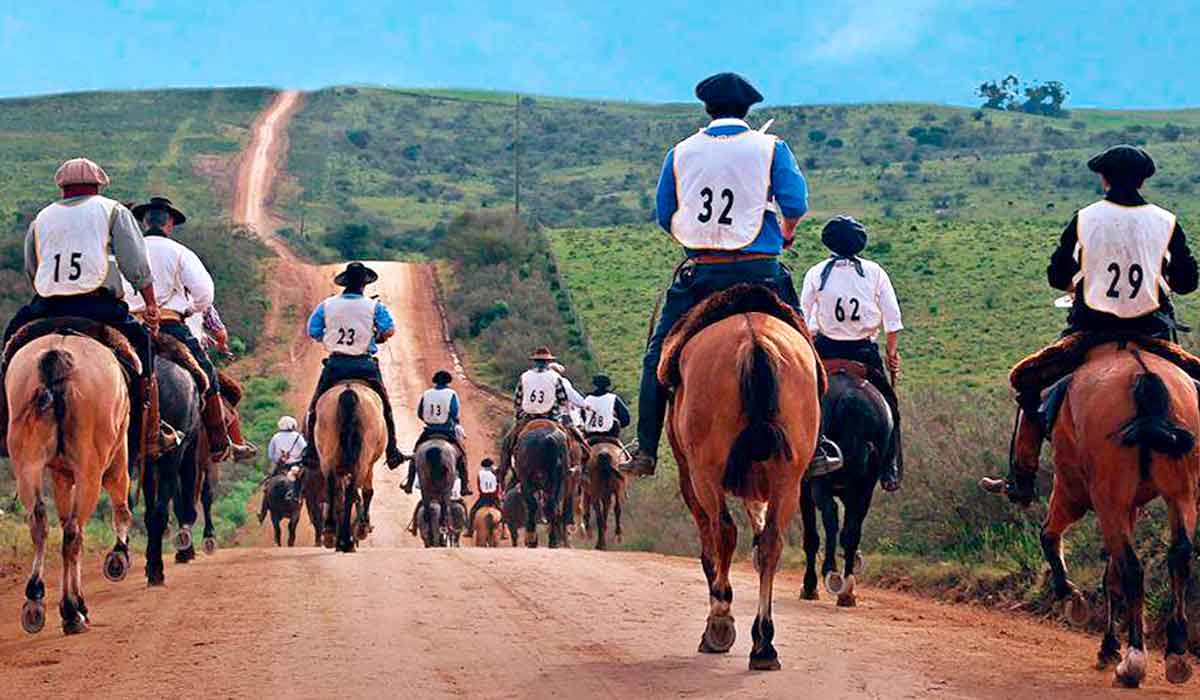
(32, 196), (118, 297)
(322, 295), (377, 355)
(421, 387), (456, 425)
(670, 127), (775, 251)
(1077, 200), (1175, 319)
(583, 393), (617, 433)
(478, 470), (498, 494)
(520, 369), (559, 415)
(811, 259), (885, 341)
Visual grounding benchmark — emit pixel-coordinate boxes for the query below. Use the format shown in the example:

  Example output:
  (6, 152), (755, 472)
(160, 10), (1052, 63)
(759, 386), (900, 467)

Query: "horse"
(413, 435), (463, 548)
(581, 440), (627, 550)
(301, 464), (327, 546)
(473, 505), (503, 547)
(1032, 345), (1199, 688)
(315, 381), (385, 553)
(660, 285), (822, 671)
(446, 500), (467, 547)
(502, 485), (527, 547)
(799, 363), (893, 607)
(141, 356), (204, 584)
(259, 473), (303, 546)
(512, 419), (571, 548)
(7, 333), (134, 635)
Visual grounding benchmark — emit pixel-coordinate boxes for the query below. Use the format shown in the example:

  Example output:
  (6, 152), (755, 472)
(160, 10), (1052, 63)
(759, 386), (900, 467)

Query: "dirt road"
(0, 90), (1194, 698)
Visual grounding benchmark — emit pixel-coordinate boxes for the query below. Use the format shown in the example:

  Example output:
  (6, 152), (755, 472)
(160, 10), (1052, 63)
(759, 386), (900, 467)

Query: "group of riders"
(6, 71), (1195, 528)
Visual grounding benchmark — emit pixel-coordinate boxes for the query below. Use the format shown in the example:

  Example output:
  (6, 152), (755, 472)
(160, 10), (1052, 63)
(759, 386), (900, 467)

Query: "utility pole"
(513, 92), (521, 229)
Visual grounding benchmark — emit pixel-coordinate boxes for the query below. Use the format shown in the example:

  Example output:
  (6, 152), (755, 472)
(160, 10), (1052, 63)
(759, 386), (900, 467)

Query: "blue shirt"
(655, 119), (809, 256)
(306, 293), (396, 354)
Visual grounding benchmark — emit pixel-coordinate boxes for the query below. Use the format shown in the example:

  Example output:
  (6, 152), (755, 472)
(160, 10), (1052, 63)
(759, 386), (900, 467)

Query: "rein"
(818, 255), (864, 291)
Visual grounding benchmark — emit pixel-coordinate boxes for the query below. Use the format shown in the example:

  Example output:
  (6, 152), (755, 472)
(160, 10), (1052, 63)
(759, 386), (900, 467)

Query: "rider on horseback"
(125, 196), (255, 463)
(265, 415), (307, 505)
(301, 262), (405, 468)
(622, 72), (839, 477)
(499, 346), (570, 473)
(0, 158), (174, 466)
(401, 369), (472, 496)
(995, 145), (1200, 505)
(465, 458), (501, 537)
(800, 216), (904, 490)
(582, 375), (631, 442)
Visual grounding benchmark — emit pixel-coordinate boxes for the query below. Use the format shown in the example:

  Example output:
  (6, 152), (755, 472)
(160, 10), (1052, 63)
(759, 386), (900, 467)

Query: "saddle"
(4, 317), (141, 378)
(416, 426), (465, 455)
(657, 283), (825, 394)
(585, 434), (624, 449)
(823, 358), (869, 382)
(1011, 331), (1200, 396)
(155, 332), (210, 396)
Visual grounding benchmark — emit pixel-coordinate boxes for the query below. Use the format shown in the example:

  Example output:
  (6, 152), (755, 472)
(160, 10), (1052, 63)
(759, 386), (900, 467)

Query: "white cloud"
(809, 0), (955, 62)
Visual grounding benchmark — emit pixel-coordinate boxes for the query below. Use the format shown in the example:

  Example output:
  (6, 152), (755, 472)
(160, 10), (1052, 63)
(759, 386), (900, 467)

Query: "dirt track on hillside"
(0, 90), (1195, 699)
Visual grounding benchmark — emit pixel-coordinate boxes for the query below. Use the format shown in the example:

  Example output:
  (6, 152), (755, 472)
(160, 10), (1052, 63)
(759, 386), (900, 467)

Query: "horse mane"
(657, 283), (821, 392)
(336, 387), (362, 475)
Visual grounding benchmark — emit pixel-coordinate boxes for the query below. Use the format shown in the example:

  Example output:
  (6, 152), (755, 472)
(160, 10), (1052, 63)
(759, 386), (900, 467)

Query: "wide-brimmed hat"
(55, 157), (110, 188)
(132, 196), (187, 225)
(432, 369), (453, 385)
(821, 216), (869, 257)
(529, 346), (556, 361)
(592, 374), (612, 391)
(333, 261), (379, 287)
(1088, 144), (1156, 188)
(277, 416), (298, 431)
(695, 72), (763, 111)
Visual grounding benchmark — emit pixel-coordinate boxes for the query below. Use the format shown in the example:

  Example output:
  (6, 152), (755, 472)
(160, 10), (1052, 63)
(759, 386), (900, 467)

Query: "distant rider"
(498, 346), (569, 473)
(402, 369), (472, 495)
(465, 458), (502, 537)
(800, 216), (904, 489)
(581, 374), (631, 442)
(266, 415), (307, 503)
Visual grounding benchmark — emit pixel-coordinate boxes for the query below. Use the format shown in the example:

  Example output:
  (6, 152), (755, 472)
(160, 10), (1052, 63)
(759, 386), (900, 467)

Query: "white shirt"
(267, 430), (307, 466)
(32, 196), (121, 297)
(559, 376), (587, 412)
(583, 393), (617, 433)
(670, 120), (776, 251)
(451, 477), (462, 500)
(478, 469), (498, 494)
(124, 235), (214, 316)
(801, 257), (903, 341)
(1075, 200), (1176, 319)
(519, 368), (563, 415)
(420, 387), (457, 425)
(322, 295), (377, 355)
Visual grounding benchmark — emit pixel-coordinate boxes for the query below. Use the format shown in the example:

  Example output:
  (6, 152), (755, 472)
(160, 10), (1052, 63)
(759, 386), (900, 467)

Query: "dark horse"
(511, 419), (571, 548)
(800, 362), (894, 607)
(502, 485), (527, 547)
(260, 474), (303, 546)
(142, 358), (203, 586)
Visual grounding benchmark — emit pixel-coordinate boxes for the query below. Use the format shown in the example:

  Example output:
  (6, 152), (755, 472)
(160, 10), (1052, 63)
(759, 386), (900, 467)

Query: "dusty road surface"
(1, 89), (1197, 699)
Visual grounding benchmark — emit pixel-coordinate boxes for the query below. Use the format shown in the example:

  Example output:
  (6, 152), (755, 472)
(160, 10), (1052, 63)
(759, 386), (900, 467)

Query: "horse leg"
(101, 446), (133, 583)
(338, 476), (356, 552)
(173, 445), (199, 563)
(200, 468), (217, 552)
(143, 463), (169, 586)
(1040, 482), (1088, 619)
(1097, 506), (1147, 688)
(799, 480), (820, 601)
(322, 471), (337, 549)
(272, 513), (282, 546)
(744, 500), (767, 572)
(836, 486), (875, 608)
(613, 492), (623, 545)
(595, 492), (609, 551)
(1163, 497), (1197, 684)
(815, 481), (840, 587)
(288, 512), (300, 547)
(750, 494), (797, 672)
(683, 464), (735, 655)
(55, 471), (100, 635)
(361, 488), (374, 530)
(17, 469), (48, 634)
(523, 485), (539, 548)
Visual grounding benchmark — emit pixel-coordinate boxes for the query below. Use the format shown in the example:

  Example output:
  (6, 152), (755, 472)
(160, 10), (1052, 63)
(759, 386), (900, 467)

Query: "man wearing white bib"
(402, 369), (472, 496)
(465, 458), (501, 537)
(999, 145), (1200, 506)
(582, 375), (631, 443)
(302, 262), (404, 468)
(498, 346), (569, 474)
(624, 72), (838, 477)
(801, 216), (904, 490)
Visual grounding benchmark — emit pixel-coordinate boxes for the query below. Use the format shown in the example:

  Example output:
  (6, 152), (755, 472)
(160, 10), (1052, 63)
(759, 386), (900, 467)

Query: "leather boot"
(457, 455), (472, 496)
(143, 375), (180, 462)
(203, 393), (233, 463)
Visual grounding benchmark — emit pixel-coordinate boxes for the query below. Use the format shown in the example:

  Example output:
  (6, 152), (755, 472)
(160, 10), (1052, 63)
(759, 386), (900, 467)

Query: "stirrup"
(620, 452), (656, 477)
(159, 421), (183, 450)
(805, 438), (843, 479)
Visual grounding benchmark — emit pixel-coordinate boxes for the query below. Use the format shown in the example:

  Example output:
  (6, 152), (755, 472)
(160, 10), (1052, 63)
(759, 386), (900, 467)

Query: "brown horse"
(7, 334), (135, 635)
(662, 288), (821, 671)
(1035, 344), (1199, 688)
(473, 505), (503, 547)
(581, 440), (627, 550)
(512, 419), (571, 548)
(315, 381), (385, 552)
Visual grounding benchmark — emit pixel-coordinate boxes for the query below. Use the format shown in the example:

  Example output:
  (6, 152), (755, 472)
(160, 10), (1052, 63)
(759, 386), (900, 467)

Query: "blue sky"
(1, 1), (1197, 108)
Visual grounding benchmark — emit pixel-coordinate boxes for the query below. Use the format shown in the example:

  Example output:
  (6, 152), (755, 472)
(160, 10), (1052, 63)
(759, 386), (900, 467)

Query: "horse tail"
(1118, 369), (1196, 481)
(724, 334), (793, 493)
(336, 388), (361, 474)
(34, 349), (75, 456)
(484, 511), (496, 532)
(596, 450), (615, 479)
(426, 445), (446, 484)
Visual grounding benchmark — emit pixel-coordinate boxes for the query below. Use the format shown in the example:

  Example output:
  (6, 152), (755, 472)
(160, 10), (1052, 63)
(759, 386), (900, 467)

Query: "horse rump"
(724, 340), (792, 494)
(336, 387), (361, 475)
(34, 349), (75, 455)
(1118, 370), (1196, 478)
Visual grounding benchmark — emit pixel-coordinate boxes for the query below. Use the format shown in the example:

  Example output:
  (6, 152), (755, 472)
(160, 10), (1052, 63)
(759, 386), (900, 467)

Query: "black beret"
(481, 458), (494, 468)
(592, 374), (612, 391)
(695, 72), (763, 110)
(432, 369), (453, 385)
(821, 216), (869, 257)
(1087, 144), (1155, 187)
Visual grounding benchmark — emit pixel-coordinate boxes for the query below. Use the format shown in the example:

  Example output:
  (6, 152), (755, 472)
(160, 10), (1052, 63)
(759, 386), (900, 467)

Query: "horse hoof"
(853, 552), (867, 576)
(837, 593), (857, 608)
(355, 523), (369, 541)
(1166, 653), (1193, 685)
(800, 586), (819, 601)
(699, 615), (736, 654)
(748, 653), (781, 672)
(825, 571), (846, 596)
(21, 600), (45, 634)
(203, 537), (217, 555)
(175, 528), (192, 551)
(1115, 649), (1147, 688)
(322, 532), (335, 549)
(62, 613), (88, 636)
(174, 547), (195, 564)
(103, 551), (129, 582)
(1096, 649), (1121, 670)
(1064, 593), (1090, 627)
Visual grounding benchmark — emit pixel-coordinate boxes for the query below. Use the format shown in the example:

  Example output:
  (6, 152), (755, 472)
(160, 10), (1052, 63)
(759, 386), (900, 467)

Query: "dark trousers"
(636, 258), (800, 456)
(4, 294), (154, 377)
(159, 320), (217, 397)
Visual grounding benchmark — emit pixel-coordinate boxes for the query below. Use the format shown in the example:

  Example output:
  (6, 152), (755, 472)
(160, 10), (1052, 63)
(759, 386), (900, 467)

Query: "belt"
(689, 252), (777, 265)
(133, 309), (185, 323)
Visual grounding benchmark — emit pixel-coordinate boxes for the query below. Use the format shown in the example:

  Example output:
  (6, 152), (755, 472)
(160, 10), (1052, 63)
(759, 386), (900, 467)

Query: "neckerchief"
(818, 255), (864, 291)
